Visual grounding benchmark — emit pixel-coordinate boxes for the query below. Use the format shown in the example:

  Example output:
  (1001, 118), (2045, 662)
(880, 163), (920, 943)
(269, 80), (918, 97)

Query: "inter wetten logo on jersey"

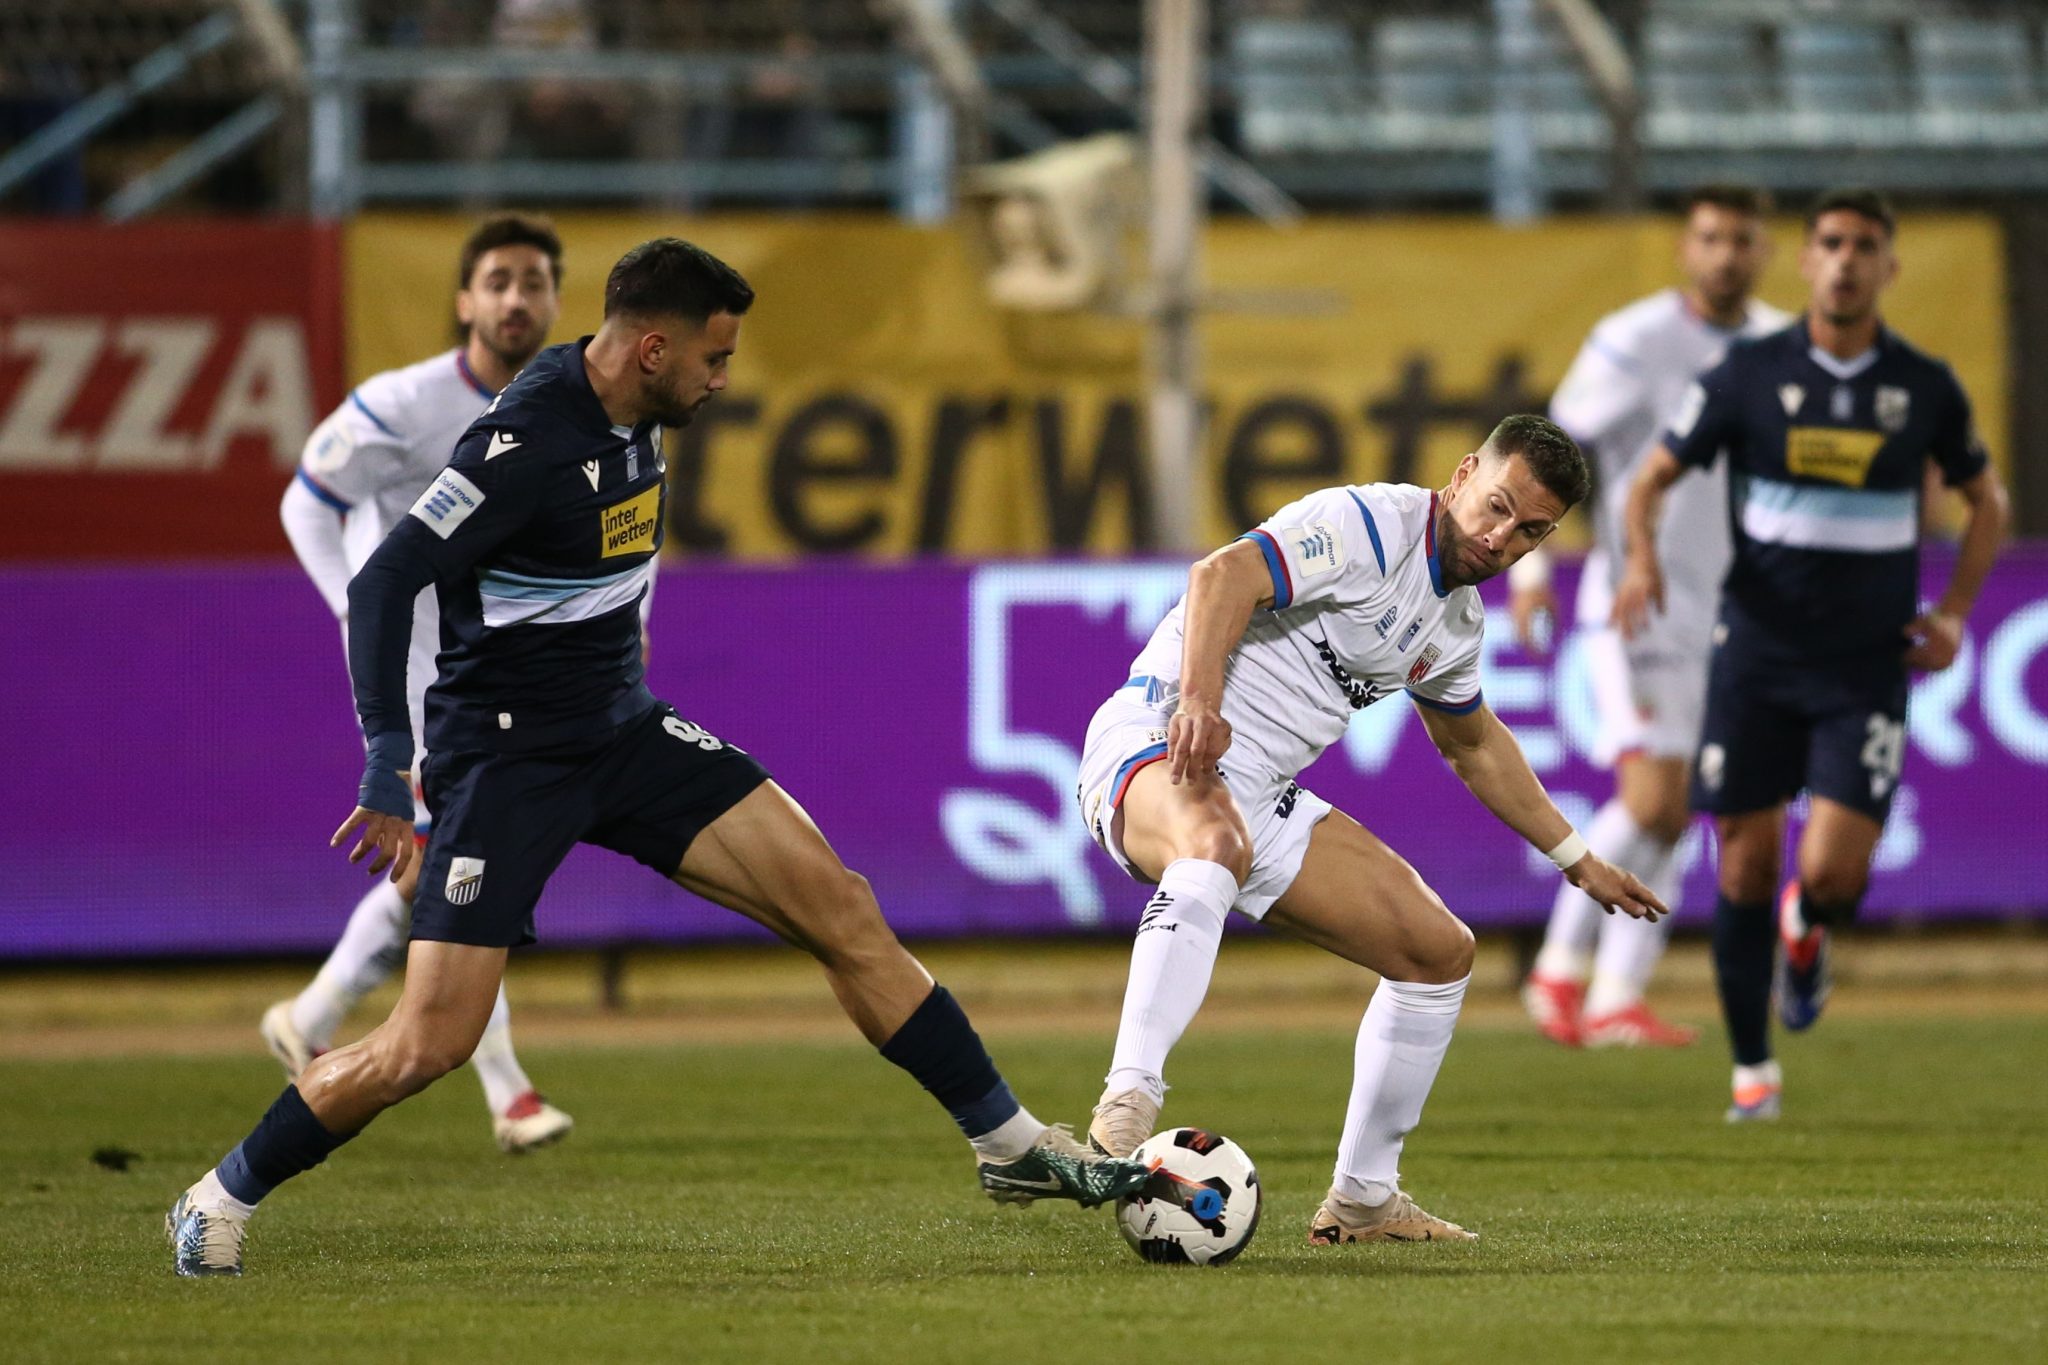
(445, 856), (486, 906)
(601, 484), (661, 557)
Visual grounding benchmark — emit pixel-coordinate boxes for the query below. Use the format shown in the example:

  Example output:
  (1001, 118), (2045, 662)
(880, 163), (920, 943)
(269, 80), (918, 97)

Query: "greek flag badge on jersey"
(445, 857), (486, 906)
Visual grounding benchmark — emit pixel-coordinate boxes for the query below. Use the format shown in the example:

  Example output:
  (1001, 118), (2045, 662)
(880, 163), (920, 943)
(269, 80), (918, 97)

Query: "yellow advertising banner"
(347, 212), (2009, 558)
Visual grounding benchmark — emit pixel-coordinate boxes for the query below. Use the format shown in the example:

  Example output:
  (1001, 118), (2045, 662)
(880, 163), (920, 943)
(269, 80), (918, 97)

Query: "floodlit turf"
(5, 1016), (2045, 1364)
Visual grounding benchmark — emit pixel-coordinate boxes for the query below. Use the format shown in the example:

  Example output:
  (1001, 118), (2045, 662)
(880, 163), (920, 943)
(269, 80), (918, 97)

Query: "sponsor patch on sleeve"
(1669, 382), (1706, 440)
(408, 468), (486, 539)
(1285, 520), (1344, 578)
(303, 413), (357, 475)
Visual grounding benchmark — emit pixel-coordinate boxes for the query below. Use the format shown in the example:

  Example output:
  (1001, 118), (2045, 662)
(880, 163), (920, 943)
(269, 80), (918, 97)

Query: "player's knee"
(1380, 907), (1472, 984)
(1622, 785), (1689, 845)
(373, 1033), (471, 1101)
(1800, 868), (1867, 918)
(1181, 819), (1252, 884)
(804, 867), (898, 963)
(1437, 917), (1477, 981)
(1641, 800), (1691, 846)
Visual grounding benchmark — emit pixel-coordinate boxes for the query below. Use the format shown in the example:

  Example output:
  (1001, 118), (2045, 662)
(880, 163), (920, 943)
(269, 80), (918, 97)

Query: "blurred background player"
(274, 213), (575, 1153)
(1512, 186), (1792, 1049)
(1079, 417), (1666, 1245)
(1616, 188), (2010, 1120)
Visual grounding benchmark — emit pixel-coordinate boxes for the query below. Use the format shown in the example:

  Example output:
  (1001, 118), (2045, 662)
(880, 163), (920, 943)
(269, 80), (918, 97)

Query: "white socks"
(1103, 858), (1238, 1102)
(1532, 798), (1681, 1017)
(468, 985), (537, 1115)
(289, 880), (411, 1046)
(969, 1106), (1048, 1163)
(1333, 974), (1468, 1206)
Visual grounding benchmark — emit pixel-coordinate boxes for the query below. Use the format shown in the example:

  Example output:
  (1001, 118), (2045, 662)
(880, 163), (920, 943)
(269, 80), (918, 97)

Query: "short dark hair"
(1806, 187), (1896, 239)
(604, 238), (755, 325)
(1684, 183), (1771, 218)
(458, 212), (564, 291)
(1483, 414), (1590, 509)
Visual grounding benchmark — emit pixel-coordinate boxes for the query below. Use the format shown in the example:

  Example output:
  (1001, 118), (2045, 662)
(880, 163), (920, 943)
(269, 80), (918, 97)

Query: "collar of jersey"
(454, 348), (496, 401)
(1424, 491), (1448, 599)
(1794, 317), (1886, 381)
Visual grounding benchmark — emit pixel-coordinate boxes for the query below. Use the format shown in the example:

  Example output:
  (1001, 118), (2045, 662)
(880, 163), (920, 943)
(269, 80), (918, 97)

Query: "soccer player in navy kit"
(167, 239), (1150, 1276)
(1615, 190), (2010, 1121)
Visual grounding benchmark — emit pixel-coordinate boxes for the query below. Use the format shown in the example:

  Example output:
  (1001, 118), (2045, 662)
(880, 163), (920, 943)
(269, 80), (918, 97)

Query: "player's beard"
(1434, 511), (1499, 590)
(478, 317), (544, 373)
(646, 380), (705, 428)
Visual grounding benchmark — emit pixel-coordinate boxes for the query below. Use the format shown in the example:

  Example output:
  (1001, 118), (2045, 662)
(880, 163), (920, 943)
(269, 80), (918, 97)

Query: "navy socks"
(878, 985), (1023, 1141)
(1711, 896), (1775, 1066)
(215, 1086), (356, 1205)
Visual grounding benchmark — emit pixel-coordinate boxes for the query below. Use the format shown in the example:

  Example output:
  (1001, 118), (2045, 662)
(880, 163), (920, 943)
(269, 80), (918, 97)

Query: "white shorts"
(1583, 625), (1711, 766)
(1075, 682), (1333, 920)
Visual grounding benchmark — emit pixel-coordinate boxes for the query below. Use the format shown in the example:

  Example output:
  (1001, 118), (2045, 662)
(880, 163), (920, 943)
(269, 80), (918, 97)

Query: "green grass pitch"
(5, 1016), (2044, 1363)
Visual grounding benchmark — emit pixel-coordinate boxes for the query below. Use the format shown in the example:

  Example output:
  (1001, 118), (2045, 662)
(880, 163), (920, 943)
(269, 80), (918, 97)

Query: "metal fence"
(7, 0), (2048, 217)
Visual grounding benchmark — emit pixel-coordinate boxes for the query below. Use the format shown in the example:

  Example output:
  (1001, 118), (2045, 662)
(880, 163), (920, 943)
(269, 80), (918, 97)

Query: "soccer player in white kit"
(1511, 186), (1791, 1049)
(272, 215), (575, 1152)
(1078, 416), (1667, 1243)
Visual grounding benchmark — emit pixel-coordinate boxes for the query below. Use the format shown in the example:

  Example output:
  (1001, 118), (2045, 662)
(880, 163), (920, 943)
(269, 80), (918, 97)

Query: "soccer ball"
(1114, 1127), (1262, 1265)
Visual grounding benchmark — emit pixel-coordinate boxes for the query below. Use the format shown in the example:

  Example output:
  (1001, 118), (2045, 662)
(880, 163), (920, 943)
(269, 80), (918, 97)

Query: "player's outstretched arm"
(1907, 466), (2010, 671)
(1417, 701), (1666, 921)
(1169, 539), (1273, 785)
(1612, 445), (1686, 640)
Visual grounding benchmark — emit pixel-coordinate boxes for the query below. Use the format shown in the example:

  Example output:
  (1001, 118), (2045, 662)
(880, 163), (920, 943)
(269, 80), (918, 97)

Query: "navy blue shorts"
(411, 701), (770, 948)
(1691, 615), (1908, 823)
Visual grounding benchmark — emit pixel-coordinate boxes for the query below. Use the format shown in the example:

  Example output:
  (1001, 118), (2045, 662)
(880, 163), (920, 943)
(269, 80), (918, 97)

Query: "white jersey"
(1126, 482), (1487, 781)
(283, 349), (500, 760)
(300, 349), (499, 579)
(1550, 289), (1791, 625)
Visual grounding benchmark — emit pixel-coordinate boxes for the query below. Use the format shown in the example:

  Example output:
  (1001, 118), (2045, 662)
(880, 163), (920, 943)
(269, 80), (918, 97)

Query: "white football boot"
(494, 1091), (574, 1154)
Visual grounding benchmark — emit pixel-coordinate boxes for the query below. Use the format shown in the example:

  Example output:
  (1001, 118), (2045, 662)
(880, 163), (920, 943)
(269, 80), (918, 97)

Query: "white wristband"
(1545, 830), (1588, 871)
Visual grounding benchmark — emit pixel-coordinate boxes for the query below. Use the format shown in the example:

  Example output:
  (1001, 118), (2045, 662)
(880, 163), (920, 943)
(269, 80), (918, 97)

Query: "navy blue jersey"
(1664, 319), (1987, 657)
(348, 338), (665, 756)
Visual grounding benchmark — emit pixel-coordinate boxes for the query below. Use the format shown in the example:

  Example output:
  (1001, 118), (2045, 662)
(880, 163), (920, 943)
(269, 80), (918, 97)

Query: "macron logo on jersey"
(409, 468), (485, 539)
(485, 431), (520, 460)
(1286, 521), (1344, 578)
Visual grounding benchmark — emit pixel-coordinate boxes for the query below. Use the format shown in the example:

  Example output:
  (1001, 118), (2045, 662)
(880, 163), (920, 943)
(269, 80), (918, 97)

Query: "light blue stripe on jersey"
(478, 561), (653, 628)
(1740, 475), (1915, 553)
(476, 563), (646, 601)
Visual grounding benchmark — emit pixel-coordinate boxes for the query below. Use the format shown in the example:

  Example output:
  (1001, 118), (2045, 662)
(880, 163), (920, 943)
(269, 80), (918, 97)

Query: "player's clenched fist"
(1167, 700), (1232, 786)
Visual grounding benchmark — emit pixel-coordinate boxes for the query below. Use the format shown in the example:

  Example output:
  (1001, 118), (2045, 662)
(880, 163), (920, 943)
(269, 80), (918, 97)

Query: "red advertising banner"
(0, 221), (343, 557)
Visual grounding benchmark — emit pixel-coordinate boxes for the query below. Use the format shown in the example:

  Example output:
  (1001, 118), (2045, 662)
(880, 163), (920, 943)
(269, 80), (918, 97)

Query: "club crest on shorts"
(445, 856), (486, 906)
(1407, 642), (1441, 685)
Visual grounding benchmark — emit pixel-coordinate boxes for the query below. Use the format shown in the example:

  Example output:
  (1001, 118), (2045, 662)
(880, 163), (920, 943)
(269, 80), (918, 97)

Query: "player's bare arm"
(1168, 539), (1273, 785)
(1612, 445), (1687, 639)
(1416, 701), (1666, 921)
(1907, 465), (2010, 671)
